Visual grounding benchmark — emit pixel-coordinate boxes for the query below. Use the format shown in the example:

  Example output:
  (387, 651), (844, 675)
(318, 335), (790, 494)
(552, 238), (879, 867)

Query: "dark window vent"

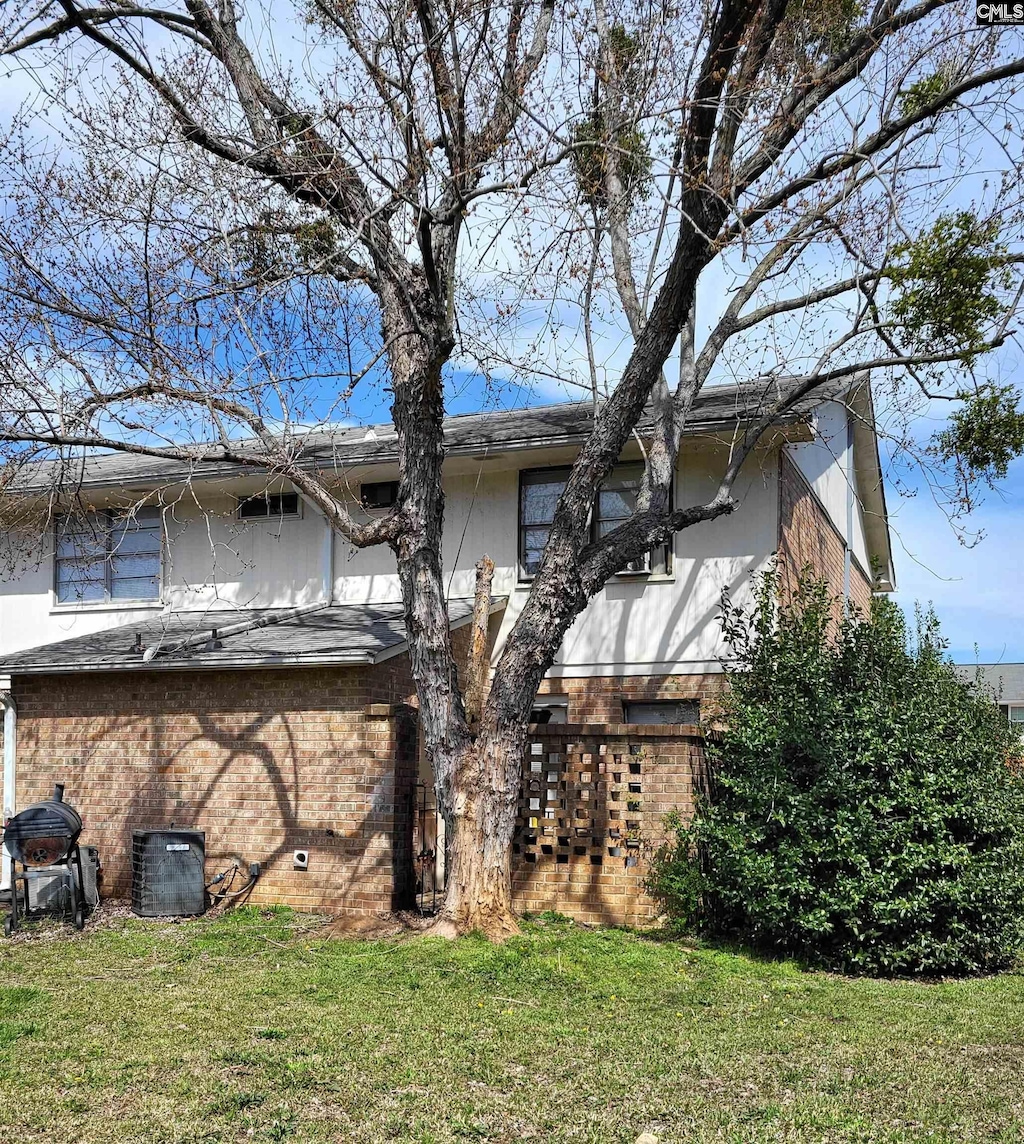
(623, 700), (700, 725)
(131, 830), (207, 917)
(360, 481), (399, 510)
(237, 493), (300, 519)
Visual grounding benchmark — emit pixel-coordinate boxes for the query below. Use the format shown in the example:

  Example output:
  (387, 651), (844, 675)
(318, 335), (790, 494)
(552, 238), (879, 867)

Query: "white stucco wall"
(0, 442), (780, 675)
(786, 400), (871, 573)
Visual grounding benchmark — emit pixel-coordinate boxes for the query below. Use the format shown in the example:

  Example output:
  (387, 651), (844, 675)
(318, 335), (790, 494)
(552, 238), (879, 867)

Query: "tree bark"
(463, 555), (495, 728)
(436, 722), (527, 939)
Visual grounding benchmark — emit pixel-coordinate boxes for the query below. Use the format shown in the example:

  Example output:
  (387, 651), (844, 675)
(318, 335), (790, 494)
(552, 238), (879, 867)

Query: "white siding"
(163, 494), (326, 610)
(0, 444), (780, 674)
(787, 400), (871, 573)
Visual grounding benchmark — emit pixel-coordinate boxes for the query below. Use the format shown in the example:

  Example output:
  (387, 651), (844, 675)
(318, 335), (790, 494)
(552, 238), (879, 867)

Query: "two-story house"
(0, 380), (894, 922)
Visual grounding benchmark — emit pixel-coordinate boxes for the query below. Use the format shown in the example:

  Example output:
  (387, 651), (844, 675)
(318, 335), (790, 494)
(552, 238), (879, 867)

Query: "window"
(530, 696), (569, 725)
(237, 492), (300, 519)
(519, 468), (571, 578)
(361, 480), (399, 510)
(518, 464), (672, 578)
(1009, 706), (1024, 732)
(55, 508), (162, 604)
(624, 700), (699, 725)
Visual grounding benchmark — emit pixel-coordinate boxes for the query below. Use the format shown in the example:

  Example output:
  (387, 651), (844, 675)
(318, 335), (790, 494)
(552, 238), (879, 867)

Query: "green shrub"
(650, 574), (1024, 976)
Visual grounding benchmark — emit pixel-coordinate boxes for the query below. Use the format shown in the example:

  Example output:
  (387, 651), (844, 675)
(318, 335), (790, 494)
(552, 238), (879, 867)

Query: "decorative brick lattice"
(511, 724), (706, 926)
(514, 738), (647, 871)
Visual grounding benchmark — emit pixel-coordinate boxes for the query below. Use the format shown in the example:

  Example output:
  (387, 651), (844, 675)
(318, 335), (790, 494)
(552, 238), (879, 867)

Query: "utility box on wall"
(131, 830), (206, 917)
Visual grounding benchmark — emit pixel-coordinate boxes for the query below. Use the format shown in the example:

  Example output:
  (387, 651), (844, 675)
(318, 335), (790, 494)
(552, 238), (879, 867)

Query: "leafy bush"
(650, 574), (1024, 976)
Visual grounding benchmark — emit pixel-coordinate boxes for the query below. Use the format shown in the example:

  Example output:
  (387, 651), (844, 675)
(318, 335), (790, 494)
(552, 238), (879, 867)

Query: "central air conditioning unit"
(131, 830), (207, 917)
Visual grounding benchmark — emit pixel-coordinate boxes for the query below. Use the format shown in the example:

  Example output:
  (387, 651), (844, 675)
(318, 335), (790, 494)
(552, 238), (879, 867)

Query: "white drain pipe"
(1, 675), (16, 891)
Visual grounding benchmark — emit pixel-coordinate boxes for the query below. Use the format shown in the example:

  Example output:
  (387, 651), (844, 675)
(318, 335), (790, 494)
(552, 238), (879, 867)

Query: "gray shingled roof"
(0, 599), (495, 674)
(954, 663), (1024, 704)
(14, 380), (839, 494)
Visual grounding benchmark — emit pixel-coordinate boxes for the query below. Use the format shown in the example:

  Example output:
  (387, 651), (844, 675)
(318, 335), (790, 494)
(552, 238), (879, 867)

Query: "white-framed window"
(55, 508), (162, 604)
(1008, 706), (1024, 731)
(518, 463), (672, 579)
(237, 492), (301, 520)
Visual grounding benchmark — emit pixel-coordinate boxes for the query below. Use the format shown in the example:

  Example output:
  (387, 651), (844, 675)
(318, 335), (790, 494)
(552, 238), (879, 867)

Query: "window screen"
(56, 508), (162, 604)
(519, 468), (572, 577)
(594, 464), (666, 573)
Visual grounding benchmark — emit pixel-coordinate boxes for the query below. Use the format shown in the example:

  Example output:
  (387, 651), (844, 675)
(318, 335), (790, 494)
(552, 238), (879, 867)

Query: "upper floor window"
(518, 463), (671, 579)
(55, 508), (162, 604)
(360, 480), (399, 510)
(237, 492), (300, 519)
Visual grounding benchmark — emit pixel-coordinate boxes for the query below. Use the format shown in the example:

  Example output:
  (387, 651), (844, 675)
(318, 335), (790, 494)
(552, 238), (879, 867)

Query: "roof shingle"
(0, 599), (494, 675)
(954, 663), (1024, 704)
(12, 380), (840, 493)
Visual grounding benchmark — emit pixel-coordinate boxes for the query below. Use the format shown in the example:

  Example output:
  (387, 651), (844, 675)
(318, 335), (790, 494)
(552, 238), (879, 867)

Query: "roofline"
(11, 394), (814, 496)
(0, 597), (507, 677)
(1, 652), (379, 676)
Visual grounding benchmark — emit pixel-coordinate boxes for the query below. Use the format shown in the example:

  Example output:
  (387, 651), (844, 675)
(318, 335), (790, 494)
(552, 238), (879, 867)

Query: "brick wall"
(10, 669), (418, 917)
(534, 673), (727, 723)
(512, 724), (705, 926)
(778, 450), (873, 616)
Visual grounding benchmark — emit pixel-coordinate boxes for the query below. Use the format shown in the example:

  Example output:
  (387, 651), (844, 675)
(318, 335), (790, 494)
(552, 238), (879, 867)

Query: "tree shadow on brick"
(12, 668), (418, 917)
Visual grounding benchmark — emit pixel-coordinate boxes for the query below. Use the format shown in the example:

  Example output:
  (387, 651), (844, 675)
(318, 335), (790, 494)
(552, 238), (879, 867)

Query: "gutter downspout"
(1, 675), (16, 892)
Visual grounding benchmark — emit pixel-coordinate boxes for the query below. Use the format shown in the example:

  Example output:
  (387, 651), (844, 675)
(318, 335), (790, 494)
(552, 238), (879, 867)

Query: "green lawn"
(0, 909), (1022, 1143)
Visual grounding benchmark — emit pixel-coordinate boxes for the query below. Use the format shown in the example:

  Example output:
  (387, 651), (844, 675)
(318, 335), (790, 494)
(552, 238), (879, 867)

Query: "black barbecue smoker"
(2, 784), (92, 936)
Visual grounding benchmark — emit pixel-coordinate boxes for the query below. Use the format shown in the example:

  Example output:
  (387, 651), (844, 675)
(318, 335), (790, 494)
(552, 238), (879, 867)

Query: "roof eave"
(847, 379), (895, 593)
(1, 652), (380, 675)
(13, 412), (813, 496)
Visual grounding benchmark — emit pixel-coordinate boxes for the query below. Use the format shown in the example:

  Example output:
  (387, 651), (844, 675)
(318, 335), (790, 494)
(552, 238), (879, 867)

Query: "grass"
(0, 908), (1022, 1143)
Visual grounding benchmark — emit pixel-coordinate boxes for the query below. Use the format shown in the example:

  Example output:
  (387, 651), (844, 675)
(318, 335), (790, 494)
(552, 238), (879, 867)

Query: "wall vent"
(131, 830), (207, 917)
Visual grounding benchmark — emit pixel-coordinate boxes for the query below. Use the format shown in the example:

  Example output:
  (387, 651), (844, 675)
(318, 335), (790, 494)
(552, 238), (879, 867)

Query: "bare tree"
(1, 0), (1022, 935)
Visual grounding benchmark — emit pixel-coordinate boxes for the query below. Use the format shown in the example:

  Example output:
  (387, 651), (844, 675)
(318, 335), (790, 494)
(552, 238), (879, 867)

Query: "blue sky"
(885, 447), (1024, 666)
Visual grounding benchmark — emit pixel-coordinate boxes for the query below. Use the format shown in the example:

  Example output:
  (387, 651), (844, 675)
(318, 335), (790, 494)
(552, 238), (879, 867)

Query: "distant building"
(955, 663), (1024, 732)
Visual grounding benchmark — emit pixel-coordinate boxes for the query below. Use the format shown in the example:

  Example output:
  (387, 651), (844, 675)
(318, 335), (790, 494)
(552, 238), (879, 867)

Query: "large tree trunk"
(375, 271), (520, 935)
(436, 724), (527, 938)
(434, 589), (583, 937)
